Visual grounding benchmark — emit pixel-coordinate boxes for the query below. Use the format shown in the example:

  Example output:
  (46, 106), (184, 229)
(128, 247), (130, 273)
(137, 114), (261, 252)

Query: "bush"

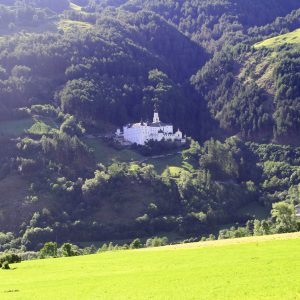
(130, 238), (142, 249)
(19, 252), (39, 261)
(0, 253), (21, 265)
(1, 261), (10, 270)
(40, 242), (57, 258)
(146, 236), (168, 248)
(61, 243), (80, 257)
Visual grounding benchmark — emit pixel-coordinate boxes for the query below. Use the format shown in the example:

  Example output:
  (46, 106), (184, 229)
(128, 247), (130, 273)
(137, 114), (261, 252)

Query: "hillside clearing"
(254, 28), (300, 48)
(84, 139), (144, 165)
(57, 20), (93, 32)
(1, 233), (300, 299)
(85, 138), (185, 174)
(69, 2), (89, 15)
(70, 2), (82, 12)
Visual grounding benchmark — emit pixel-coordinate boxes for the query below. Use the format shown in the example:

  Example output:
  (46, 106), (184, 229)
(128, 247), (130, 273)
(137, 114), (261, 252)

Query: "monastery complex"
(116, 110), (186, 145)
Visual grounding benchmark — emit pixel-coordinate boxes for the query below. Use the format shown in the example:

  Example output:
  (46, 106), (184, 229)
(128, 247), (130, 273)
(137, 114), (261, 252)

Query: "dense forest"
(0, 0), (300, 252)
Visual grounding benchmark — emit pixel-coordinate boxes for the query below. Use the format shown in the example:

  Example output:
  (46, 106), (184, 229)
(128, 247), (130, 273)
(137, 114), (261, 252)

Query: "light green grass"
(85, 139), (144, 165)
(70, 2), (82, 11)
(162, 166), (186, 177)
(1, 233), (300, 299)
(147, 153), (183, 174)
(69, 2), (89, 15)
(86, 139), (186, 174)
(27, 121), (58, 136)
(254, 28), (300, 49)
(57, 20), (93, 32)
(0, 119), (34, 137)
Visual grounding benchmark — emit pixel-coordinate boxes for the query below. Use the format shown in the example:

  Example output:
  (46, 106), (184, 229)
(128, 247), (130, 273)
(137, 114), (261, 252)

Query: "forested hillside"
(0, 0), (300, 251)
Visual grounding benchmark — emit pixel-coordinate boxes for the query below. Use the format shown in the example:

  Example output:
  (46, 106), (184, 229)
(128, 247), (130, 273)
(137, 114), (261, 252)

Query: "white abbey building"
(116, 110), (185, 145)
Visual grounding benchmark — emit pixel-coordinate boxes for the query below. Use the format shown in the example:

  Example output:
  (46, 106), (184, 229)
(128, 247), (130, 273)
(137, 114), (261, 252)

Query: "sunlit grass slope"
(70, 2), (82, 12)
(1, 233), (300, 300)
(57, 20), (93, 32)
(254, 28), (300, 48)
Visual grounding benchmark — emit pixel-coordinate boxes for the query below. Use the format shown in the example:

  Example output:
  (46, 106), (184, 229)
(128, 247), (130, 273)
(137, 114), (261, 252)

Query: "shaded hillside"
(110, 0), (300, 51)
(192, 28), (300, 144)
(0, 9), (213, 139)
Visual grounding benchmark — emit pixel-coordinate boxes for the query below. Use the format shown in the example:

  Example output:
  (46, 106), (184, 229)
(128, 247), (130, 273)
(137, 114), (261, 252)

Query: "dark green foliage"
(271, 202), (298, 233)
(192, 50), (274, 140)
(248, 8), (300, 39)
(273, 52), (300, 141)
(145, 236), (168, 247)
(61, 243), (79, 257)
(40, 242), (58, 258)
(60, 115), (85, 136)
(130, 238), (142, 249)
(0, 253), (21, 265)
(1, 261), (10, 269)
(133, 140), (180, 156)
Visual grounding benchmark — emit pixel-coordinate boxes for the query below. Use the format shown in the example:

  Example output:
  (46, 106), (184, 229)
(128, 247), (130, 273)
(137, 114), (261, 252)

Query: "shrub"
(1, 261), (10, 270)
(97, 243), (108, 253)
(0, 253), (21, 265)
(40, 242), (57, 258)
(19, 252), (39, 261)
(146, 237), (168, 248)
(61, 243), (78, 257)
(130, 238), (142, 249)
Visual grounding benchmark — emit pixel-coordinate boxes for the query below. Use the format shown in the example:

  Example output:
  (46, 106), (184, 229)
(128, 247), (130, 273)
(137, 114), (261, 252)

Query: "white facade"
(117, 111), (185, 145)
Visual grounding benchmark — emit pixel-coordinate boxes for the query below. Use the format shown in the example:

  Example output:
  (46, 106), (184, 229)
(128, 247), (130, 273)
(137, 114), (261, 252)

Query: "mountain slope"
(192, 27), (300, 144)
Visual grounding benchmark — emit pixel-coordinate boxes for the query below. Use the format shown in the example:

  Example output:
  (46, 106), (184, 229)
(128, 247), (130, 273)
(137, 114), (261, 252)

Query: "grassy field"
(254, 28), (300, 48)
(0, 233), (300, 299)
(69, 2), (90, 15)
(69, 2), (82, 11)
(57, 20), (93, 32)
(85, 139), (186, 175)
(147, 153), (184, 174)
(28, 120), (58, 136)
(0, 119), (34, 137)
(85, 139), (144, 165)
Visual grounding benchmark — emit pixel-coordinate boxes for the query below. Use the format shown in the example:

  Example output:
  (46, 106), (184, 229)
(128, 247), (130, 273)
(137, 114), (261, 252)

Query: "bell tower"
(153, 108), (160, 123)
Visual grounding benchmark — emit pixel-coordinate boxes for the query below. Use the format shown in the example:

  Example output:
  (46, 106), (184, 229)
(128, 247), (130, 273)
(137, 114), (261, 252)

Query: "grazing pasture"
(1, 233), (300, 300)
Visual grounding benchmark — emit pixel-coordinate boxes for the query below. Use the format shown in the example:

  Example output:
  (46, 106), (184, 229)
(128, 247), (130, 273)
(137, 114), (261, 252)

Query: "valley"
(0, 0), (299, 277)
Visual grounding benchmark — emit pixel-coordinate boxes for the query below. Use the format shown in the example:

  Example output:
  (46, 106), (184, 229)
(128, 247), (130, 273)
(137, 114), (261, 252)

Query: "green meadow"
(84, 139), (144, 165)
(254, 28), (300, 48)
(1, 233), (300, 300)
(84, 138), (186, 175)
(57, 20), (93, 32)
